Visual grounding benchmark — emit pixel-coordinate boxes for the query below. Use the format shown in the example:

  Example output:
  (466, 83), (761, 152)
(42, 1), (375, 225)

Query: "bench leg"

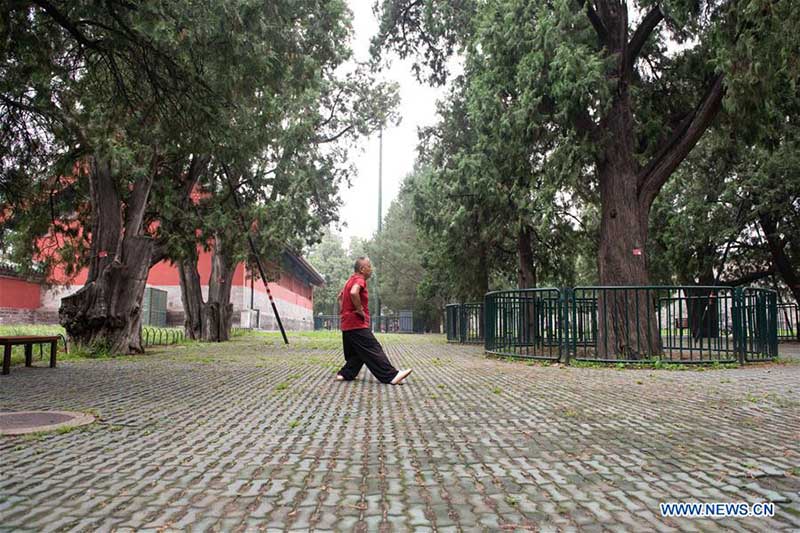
(2, 345), (10, 375)
(50, 341), (57, 368)
(25, 344), (33, 367)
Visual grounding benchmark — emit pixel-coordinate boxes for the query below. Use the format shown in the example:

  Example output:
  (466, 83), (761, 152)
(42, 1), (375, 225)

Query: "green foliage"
(374, 0), (800, 291)
(366, 183), (444, 330)
(2, 1), (399, 284)
(1, 1), (399, 350)
(649, 87), (800, 302)
(306, 229), (353, 315)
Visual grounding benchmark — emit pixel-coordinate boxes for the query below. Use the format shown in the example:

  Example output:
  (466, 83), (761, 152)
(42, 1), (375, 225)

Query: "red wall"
(146, 251), (248, 287)
(146, 249), (313, 310)
(34, 246), (313, 311)
(0, 276), (41, 309)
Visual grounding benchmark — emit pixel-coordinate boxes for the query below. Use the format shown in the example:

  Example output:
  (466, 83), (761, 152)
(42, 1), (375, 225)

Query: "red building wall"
(145, 250), (312, 310)
(0, 275), (41, 309)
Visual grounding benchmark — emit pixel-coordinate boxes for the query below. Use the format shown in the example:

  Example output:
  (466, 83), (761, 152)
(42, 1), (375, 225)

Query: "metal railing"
(141, 327), (185, 347)
(485, 290), (563, 360)
(484, 286), (779, 364)
(373, 312), (420, 333)
(777, 303), (799, 342)
(313, 313), (419, 333)
(445, 303), (484, 344)
(314, 315), (341, 330)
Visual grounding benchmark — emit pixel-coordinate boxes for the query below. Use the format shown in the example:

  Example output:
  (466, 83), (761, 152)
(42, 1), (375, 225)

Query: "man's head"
(353, 256), (373, 279)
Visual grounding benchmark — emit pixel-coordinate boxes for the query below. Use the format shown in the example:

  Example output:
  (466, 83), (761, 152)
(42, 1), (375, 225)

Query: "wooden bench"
(1, 336), (60, 375)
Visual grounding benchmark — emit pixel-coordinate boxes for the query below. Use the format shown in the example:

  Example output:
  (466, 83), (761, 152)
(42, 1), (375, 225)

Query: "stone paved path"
(2, 334), (800, 532)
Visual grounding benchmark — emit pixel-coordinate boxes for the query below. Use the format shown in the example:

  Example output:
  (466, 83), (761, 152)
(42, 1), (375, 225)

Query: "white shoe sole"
(391, 369), (412, 385)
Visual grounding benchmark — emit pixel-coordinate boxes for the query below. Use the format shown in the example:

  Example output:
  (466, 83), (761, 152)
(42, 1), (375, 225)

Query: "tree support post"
(223, 167), (289, 345)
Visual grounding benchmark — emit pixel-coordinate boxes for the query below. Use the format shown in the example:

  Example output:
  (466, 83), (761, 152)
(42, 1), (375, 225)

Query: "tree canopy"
(0, 0), (398, 351)
(371, 0), (800, 348)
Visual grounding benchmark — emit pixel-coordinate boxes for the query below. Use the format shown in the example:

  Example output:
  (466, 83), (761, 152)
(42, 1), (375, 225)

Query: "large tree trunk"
(477, 249), (489, 298)
(517, 224), (537, 289)
(586, 2), (724, 359)
(179, 245), (204, 340)
(203, 232), (235, 342)
(517, 224), (539, 347)
(178, 234), (235, 342)
(596, 93), (661, 359)
(60, 157), (154, 354)
(682, 273), (719, 341)
(760, 212), (800, 307)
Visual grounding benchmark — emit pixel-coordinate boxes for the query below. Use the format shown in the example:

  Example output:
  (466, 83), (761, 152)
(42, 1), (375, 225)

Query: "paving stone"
(0, 335), (798, 531)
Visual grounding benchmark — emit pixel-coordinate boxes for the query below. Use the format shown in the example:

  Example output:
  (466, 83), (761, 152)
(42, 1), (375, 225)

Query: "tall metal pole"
(375, 127), (382, 332)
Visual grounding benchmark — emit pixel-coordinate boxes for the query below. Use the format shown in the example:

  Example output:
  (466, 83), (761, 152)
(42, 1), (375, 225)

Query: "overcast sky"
(335, 2), (449, 247)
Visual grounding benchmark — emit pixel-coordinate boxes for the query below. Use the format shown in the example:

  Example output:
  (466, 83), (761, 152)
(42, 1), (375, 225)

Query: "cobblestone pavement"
(2, 334), (800, 532)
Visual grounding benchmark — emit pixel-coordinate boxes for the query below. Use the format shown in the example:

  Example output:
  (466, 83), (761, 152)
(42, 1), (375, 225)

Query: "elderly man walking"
(335, 257), (412, 385)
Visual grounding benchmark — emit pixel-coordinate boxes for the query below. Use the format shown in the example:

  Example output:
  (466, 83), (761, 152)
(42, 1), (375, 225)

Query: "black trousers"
(339, 328), (398, 383)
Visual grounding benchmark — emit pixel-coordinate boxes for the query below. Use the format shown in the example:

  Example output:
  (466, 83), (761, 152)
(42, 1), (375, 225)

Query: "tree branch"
(718, 267), (776, 287)
(573, 108), (598, 140)
(124, 149), (159, 237)
(759, 211), (800, 301)
(31, 0), (103, 50)
(637, 74), (726, 212)
(583, 1), (608, 45)
(315, 124), (355, 144)
(317, 86), (346, 130)
(626, 6), (664, 75)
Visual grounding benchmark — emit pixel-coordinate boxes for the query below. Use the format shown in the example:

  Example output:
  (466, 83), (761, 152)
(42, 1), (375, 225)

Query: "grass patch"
(275, 382), (290, 391)
(21, 432), (50, 442)
(0, 324), (68, 366)
(491, 386), (502, 394)
(762, 393), (800, 408)
(569, 359), (740, 371)
(0, 324), (66, 337)
(766, 357), (800, 366)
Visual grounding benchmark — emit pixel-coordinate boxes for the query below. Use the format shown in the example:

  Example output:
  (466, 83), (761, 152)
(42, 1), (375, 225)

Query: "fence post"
(769, 291), (778, 358)
(560, 288), (573, 364)
(484, 294), (492, 352)
(796, 304), (800, 342)
(458, 304), (465, 343)
(732, 287), (745, 364)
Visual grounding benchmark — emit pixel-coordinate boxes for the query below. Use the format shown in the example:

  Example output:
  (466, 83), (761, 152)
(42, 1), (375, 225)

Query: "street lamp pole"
(375, 127), (382, 332)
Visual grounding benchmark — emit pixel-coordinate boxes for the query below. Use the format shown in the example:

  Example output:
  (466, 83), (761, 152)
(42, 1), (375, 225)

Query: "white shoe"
(391, 369), (412, 385)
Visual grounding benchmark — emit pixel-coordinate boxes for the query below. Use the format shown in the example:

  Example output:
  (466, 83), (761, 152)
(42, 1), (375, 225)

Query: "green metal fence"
(445, 304), (460, 342)
(314, 313), (421, 333)
(445, 303), (484, 344)
(141, 327), (185, 347)
(314, 314), (341, 330)
(484, 289), (564, 360)
(373, 312), (418, 333)
(484, 286), (778, 364)
(778, 303), (799, 341)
